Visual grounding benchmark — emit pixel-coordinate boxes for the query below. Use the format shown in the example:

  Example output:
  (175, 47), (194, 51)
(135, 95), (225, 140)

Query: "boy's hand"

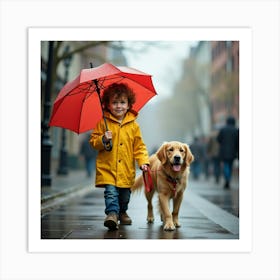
(103, 131), (112, 143)
(140, 164), (149, 172)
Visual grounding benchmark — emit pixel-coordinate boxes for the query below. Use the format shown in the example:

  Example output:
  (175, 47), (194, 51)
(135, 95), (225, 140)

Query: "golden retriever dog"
(132, 141), (194, 231)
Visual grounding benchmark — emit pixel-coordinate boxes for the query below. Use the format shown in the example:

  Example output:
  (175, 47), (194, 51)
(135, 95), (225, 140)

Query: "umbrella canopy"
(49, 62), (157, 134)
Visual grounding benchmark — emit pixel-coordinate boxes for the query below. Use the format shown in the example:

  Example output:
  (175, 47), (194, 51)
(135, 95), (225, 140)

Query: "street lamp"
(41, 41), (54, 187)
(57, 45), (72, 175)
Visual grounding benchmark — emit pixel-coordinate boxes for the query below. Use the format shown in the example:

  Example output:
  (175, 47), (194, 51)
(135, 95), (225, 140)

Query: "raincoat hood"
(104, 110), (138, 124)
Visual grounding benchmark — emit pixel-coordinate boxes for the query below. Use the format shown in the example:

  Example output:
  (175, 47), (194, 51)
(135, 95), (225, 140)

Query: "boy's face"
(108, 94), (129, 121)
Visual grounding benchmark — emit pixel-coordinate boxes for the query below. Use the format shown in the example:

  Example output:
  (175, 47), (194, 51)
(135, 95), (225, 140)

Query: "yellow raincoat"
(89, 111), (149, 188)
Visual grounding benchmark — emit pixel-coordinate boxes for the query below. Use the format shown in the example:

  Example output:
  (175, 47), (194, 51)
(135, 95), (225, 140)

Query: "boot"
(104, 212), (119, 230)
(119, 212), (132, 225)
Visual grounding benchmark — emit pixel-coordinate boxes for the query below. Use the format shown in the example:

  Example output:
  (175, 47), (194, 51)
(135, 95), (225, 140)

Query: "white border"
(28, 27), (252, 253)
(1, 1), (279, 279)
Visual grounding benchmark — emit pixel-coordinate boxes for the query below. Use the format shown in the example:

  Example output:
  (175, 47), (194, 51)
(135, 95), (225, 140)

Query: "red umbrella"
(49, 62), (157, 134)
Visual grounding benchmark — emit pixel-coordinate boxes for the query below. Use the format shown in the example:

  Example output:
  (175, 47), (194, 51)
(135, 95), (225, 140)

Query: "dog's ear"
(156, 142), (168, 164)
(184, 144), (194, 166)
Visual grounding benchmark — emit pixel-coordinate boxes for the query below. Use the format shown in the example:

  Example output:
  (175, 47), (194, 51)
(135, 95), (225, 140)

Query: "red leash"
(143, 167), (154, 193)
(143, 167), (179, 197)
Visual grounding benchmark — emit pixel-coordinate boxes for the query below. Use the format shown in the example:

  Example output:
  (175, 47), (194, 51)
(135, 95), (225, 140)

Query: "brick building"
(210, 41), (239, 127)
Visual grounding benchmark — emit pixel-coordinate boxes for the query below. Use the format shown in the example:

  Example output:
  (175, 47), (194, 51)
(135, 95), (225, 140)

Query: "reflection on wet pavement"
(41, 178), (239, 240)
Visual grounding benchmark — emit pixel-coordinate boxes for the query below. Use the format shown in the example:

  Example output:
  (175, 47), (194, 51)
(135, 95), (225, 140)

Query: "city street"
(41, 172), (239, 240)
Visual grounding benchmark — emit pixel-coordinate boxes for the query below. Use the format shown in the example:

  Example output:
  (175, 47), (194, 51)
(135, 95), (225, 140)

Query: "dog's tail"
(131, 173), (144, 193)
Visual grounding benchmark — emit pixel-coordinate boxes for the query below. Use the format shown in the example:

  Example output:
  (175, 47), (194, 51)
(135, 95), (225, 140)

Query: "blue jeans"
(222, 160), (233, 182)
(104, 185), (131, 215)
(192, 161), (201, 179)
(212, 157), (221, 181)
(85, 157), (95, 177)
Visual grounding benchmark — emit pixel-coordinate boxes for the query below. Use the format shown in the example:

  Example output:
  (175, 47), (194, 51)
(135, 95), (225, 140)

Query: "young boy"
(89, 83), (149, 230)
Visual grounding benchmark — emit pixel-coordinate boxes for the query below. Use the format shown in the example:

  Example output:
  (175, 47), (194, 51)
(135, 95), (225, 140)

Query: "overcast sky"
(121, 41), (198, 147)
(122, 41), (197, 101)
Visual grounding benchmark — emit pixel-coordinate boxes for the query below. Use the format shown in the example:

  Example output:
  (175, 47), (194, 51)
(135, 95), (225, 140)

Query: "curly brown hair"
(102, 83), (136, 110)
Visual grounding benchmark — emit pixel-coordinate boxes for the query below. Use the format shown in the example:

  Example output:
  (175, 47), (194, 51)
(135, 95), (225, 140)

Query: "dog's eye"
(168, 148), (174, 152)
(179, 148), (184, 152)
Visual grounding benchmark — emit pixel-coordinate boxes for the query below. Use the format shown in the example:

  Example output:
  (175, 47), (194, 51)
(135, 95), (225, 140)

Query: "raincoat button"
(118, 160), (121, 163)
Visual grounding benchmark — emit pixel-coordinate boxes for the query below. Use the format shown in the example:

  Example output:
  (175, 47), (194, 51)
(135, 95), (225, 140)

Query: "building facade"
(210, 41), (239, 127)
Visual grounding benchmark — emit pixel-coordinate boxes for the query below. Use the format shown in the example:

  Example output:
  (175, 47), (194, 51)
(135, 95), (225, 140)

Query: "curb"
(41, 184), (93, 215)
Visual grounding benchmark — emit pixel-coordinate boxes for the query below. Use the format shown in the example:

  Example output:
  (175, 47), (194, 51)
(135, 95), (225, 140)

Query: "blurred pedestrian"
(206, 129), (221, 184)
(190, 136), (205, 180)
(80, 132), (97, 178)
(217, 116), (239, 189)
(201, 136), (210, 179)
(89, 83), (149, 230)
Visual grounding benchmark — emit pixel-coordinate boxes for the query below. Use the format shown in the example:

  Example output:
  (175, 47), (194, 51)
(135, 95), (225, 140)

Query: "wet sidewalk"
(41, 169), (239, 239)
(41, 169), (94, 213)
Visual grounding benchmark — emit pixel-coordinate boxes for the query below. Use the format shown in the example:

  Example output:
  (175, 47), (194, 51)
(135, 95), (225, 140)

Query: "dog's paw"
(147, 216), (154, 223)
(173, 220), (181, 228)
(163, 222), (176, 231)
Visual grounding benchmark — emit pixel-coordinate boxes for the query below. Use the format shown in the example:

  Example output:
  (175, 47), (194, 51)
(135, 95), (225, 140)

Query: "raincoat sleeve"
(133, 122), (150, 167)
(89, 120), (106, 151)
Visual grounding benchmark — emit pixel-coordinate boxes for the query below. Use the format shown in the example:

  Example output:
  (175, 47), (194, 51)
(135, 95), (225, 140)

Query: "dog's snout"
(174, 155), (181, 163)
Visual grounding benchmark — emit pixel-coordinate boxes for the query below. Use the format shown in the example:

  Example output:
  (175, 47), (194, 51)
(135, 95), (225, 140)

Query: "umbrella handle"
(92, 75), (113, 152)
(104, 139), (113, 151)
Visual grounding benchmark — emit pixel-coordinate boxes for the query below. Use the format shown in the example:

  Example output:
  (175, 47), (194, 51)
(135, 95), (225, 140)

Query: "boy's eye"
(112, 101), (127, 105)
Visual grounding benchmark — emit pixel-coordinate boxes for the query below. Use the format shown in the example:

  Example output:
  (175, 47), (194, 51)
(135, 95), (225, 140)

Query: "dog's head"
(156, 141), (194, 172)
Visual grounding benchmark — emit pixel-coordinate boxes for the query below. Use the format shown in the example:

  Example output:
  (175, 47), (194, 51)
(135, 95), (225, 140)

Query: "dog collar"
(165, 174), (181, 197)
